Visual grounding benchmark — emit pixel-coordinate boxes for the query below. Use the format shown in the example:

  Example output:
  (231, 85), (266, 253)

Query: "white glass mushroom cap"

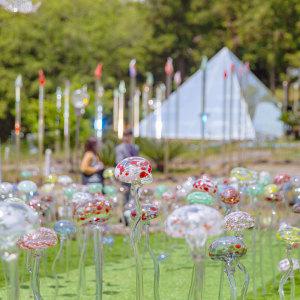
(17, 180), (37, 195)
(224, 211), (255, 232)
(0, 182), (14, 199)
(57, 175), (73, 186)
(0, 202), (40, 250)
(165, 204), (224, 241)
(72, 192), (93, 206)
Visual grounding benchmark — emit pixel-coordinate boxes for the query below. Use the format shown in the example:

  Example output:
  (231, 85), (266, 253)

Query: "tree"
(0, 0), (152, 142)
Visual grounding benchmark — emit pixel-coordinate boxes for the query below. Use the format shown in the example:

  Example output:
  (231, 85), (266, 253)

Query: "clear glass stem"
(51, 237), (65, 298)
(251, 227), (257, 299)
(145, 225), (160, 300)
(93, 227), (103, 300)
(31, 251), (42, 300)
(218, 263), (224, 300)
(130, 184), (144, 300)
(258, 221), (266, 295)
(66, 238), (70, 279)
(188, 256), (205, 300)
(279, 245), (294, 300)
(77, 228), (88, 300)
(237, 262), (249, 300)
(225, 262), (237, 300)
(5, 254), (19, 300)
(269, 207), (276, 287)
(290, 269), (295, 300)
(188, 264), (196, 300)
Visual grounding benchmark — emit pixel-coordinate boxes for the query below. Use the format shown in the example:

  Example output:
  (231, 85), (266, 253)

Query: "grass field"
(0, 229), (298, 299)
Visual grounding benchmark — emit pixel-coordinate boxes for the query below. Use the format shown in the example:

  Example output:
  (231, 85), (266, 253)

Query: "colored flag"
(165, 57), (174, 76)
(129, 59), (137, 78)
(94, 63), (103, 80)
(38, 70), (46, 86)
(174, 71), (182, 86)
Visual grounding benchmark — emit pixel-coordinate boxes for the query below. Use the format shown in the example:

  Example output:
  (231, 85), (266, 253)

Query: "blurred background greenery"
(0, 0), (300, 142)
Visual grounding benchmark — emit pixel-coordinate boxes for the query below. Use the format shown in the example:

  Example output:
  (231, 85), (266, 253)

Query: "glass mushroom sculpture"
(18, 227), (58, 300)
(74, 193), (112, 300)
(186, 192), (215, 206)
(17, 180), (38, 201)
(262, 183), (283, 287)
(276, 223), (300, 300)
(193, 176), (218, 196)
(0, 182), (14, 200)
(219, 186), (240, 215)
(224, 211), (255, 237)
(0, 201), (40, 300)
(52, 220), (76, 297)
(115, 156), (153, 300)
(224, 211), (255, 299)
(209, 236), (247, 300)
(165, 204), (223, 300)
(131, 203), (160, 300)
(230, 167), (257, 187)
(72, 191), (93, 296)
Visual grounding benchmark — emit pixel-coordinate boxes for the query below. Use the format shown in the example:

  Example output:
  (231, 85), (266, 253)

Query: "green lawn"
(0, 230), (298, 299)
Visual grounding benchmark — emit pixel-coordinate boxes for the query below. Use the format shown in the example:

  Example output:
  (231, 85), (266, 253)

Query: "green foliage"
(100, 141), (116, 167)
(99, 130), (119, 166)
(0, 0), (152, 141)
(138, 138), (186, 171)
(147, 0), (300, 87)
(281, 111), (300, 126)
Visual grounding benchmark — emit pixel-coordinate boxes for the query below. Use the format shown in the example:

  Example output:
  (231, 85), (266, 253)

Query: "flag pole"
(174, 71), (182, 138)
(133, 88), (141, 138)
(244, 62), (250, 162)
(200, 57), (208, 172)
(145, 72), (154, 136)
(44, 149), (52, 177)
(228, 63), (235, 170)
(113, 89), (119, 133)
(237, 66), (243, 166)
(142, 84), (150, 137)
(55, 87), (62, 154)
(293, 82), (299, 115)
(15, 75), (22, 177)
(64, 80), (71, 171)
(94, 64), (104, 145)
(222, 70), (228, 172)
(164, 57), (173, 175)
(38, 70), (46, 177)
(155, 84), (164, 140)
(118, 81), (126, 140)
(72, 86), (89, 170)
(129, 59), (137, 130)
(142, 84), (149, 119)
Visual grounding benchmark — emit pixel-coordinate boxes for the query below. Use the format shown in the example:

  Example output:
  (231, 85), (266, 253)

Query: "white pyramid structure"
(139, 47), (284, 140)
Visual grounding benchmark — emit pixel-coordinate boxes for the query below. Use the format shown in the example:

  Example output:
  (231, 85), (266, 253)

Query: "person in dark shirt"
(115, 129), (139, 164)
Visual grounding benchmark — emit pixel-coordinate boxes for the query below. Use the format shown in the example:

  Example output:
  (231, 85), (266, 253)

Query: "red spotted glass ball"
(115, 156), (152, 185)
(193, 178), (217, 195)
(131, 204), (159, 222)
(220, 187), (240, 205)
